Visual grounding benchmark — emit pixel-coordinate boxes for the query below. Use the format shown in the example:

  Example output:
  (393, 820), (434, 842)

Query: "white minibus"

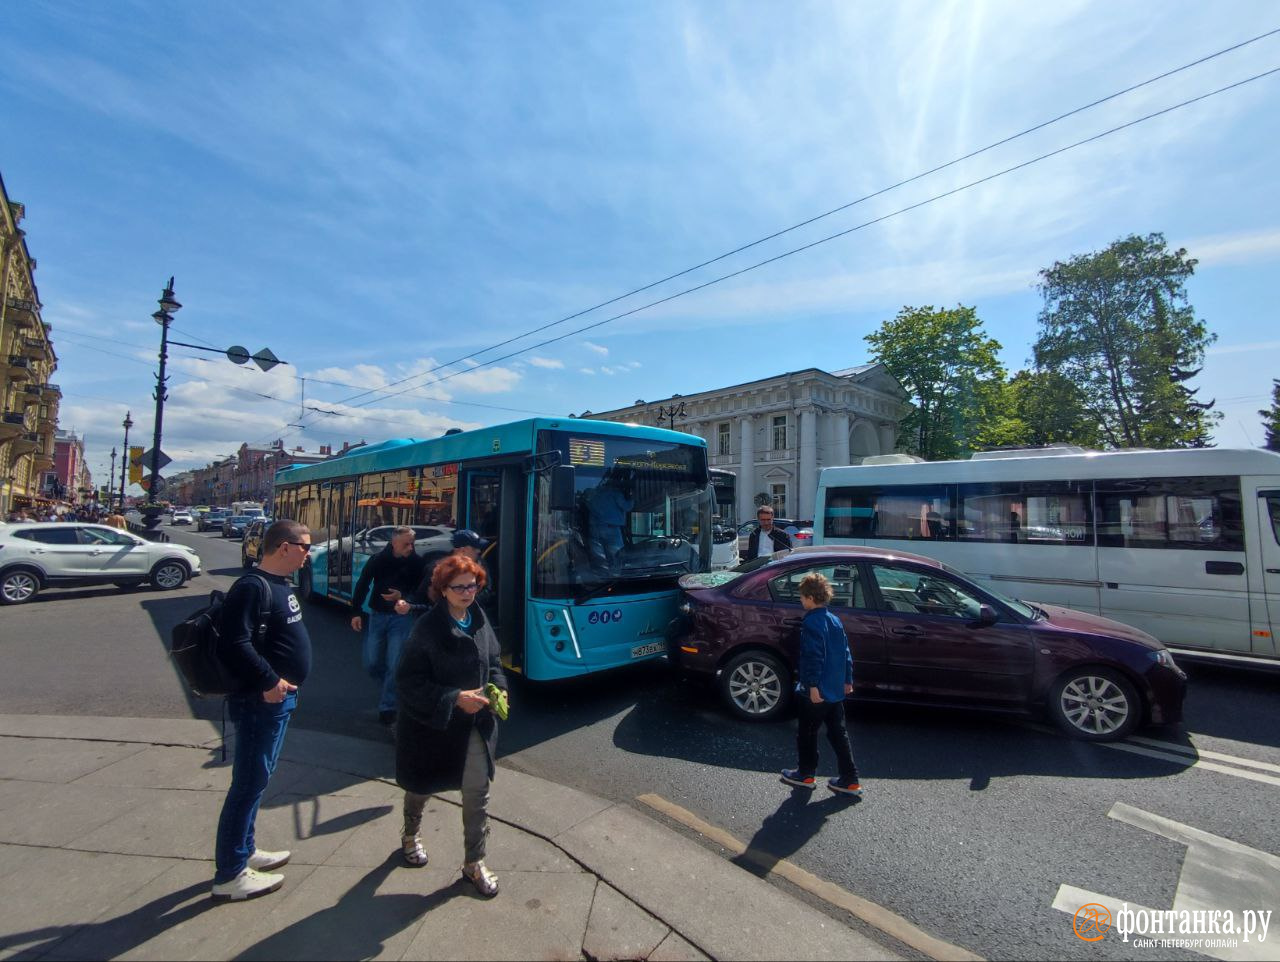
(814, 447), (1280, 666)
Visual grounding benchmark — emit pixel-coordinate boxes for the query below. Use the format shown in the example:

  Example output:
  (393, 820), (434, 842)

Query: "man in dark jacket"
(746, 504), (792, 561)
(212, 520), (313, 901)
(350, 527), (427, 725)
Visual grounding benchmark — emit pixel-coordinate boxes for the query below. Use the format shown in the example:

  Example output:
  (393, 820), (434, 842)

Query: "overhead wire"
(309, 26), (1280, 410)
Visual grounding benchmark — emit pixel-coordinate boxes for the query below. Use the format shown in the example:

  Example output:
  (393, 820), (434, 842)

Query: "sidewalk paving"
(0, 714), (906, 961)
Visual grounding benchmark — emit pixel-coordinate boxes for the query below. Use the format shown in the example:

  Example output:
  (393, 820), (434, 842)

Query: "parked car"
(735, 518), (812, 559)
(222, 515), (255, 539)
(241, 518), (270, 568)
(171, 510), (194, 526)
(0, 522), (202, 604)
(197, 509), (227, 532)
(667, 545), (1186, 741)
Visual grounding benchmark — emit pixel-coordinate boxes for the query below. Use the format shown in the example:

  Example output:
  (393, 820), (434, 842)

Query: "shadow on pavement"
(1177, 661), (1280, 750)
(610, 684), (1199, 786)
(733, 789), (860, 877)
(232, 854), (458, 961)
(0, 879), (217, 960)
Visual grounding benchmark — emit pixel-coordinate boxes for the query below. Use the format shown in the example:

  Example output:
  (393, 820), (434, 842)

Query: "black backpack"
(170, 574), (272, 698)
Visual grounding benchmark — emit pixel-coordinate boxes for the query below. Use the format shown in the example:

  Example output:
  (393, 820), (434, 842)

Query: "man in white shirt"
(747, 505), (792, 560)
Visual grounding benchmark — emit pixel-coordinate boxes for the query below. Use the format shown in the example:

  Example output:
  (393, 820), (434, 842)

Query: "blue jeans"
(214, 690), (297, 883)
(363, 610), (413, 712)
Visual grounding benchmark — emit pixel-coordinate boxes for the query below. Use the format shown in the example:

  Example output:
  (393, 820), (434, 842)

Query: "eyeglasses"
(287, 541), (312, 550)
(448, 583), (479, 593)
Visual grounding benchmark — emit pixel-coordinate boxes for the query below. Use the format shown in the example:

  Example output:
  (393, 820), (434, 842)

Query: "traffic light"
(128, 446), (145, 484)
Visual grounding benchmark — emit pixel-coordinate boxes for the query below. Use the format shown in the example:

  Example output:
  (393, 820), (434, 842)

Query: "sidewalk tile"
(74, 745), (231, 793)
(649, 932), (711, 962)
(582, 881), (670, 962)
(68, 789), (225, 860)
(488, 767), (614, 839)
(251, 793), (397, 866)
(401, 870), (598, 960)
(0, 849), (173, 961)
(0, 782), (152, 848)
(323, 799), (457, 870)
(264, 764), (401, 803)
(0, 737), (147, 784)
(222, 860), (444, 962)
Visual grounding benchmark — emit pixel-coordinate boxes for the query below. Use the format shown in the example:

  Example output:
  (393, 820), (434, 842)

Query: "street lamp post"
(109, 447), (117, 507)
(146, 278), (181, 513)
(119, 411), (133, 509)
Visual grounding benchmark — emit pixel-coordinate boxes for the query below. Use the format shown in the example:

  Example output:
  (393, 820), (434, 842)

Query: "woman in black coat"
(394, 554), (507, 897)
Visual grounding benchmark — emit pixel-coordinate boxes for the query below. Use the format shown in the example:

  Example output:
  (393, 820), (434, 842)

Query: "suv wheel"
(150, 560), (189, 591)
(0, 568), (41, 605)
(719, 650), (791, 722)
(1048, 667), (1140, 741)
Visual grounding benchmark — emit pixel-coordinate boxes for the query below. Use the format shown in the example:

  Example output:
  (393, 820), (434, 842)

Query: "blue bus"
(272, 418), (713, 680)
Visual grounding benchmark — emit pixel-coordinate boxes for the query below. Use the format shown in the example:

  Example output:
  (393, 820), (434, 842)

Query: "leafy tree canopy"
(865, 304), (1004, 461)
(1033, 232), (1219, 449)
(1261, 379), (1280, 452)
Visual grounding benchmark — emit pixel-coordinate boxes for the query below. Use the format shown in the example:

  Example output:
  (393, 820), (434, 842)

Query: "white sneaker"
(211, 867), (284, 901)
(248, 848), (291, 871)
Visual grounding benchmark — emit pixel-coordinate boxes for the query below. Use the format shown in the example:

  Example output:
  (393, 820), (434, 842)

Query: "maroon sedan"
(668, 546), (1186, 741)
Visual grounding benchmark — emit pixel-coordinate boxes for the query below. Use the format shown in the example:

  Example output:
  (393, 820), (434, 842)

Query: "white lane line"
(1096, 741), (1280, 788)
(1126, 736), (1280, 775)
(637, 792), (984, 962)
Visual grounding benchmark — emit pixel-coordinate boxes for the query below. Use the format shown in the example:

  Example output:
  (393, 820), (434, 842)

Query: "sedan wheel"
(0, 569), (40, 605)
(1049, 667), (1139, 741)
(720, 650), (790, 722)
(151, 561), (189, 591)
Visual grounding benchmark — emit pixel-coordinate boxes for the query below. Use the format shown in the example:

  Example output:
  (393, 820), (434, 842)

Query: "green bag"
(484, 682), (509, 721)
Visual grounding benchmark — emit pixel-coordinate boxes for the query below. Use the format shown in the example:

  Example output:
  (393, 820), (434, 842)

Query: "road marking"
(1095, 741), (1280, 788)
(1125, 736), (1280, 775)
(1054, 803), (1280, 962)
(636, 793), (983, 962)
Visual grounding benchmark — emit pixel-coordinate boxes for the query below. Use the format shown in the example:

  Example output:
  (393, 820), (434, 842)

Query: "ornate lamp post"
(109, 447), (117, 507)
(145, 278), (181, 518)
(119, 411), (133, 509)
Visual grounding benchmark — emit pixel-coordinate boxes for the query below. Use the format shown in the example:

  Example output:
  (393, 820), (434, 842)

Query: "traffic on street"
(2, 520), (1277, 960)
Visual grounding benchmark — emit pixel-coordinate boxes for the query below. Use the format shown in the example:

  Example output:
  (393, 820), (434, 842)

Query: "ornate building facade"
(581, 364), (910, 524)
(0, 172), (60, 517)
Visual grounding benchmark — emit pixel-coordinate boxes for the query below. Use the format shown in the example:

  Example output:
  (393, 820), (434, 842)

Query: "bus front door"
(327, 479), (356, 600)
(461, 464), (528, 671)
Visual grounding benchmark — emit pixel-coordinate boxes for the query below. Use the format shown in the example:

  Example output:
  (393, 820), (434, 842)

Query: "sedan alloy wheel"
(720, 650), (789, 722)
(1049, 667), (1139, 741)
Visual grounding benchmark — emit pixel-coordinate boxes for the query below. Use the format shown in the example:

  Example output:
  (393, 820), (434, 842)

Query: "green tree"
(1032, 233), (1220, 449)
(1261, 379), (1280, 451)
(979, 370), (1101, 450)
(865, 305), (1004, 461)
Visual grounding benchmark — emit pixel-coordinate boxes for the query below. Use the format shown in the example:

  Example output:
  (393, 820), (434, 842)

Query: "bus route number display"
(569, 438), (606, 467)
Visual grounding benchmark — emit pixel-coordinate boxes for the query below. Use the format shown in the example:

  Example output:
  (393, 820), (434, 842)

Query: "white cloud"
(583, 342), (609, 356)
(529, 356), (564, 369)
(1186, 227), (1280, 268)
(579, 367), (596, 375)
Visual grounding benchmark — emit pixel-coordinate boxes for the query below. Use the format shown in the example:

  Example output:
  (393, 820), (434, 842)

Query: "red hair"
(430, 554), (487, 599)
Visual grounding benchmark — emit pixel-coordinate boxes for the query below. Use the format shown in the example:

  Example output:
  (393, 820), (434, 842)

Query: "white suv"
(0, 522), (203, 605)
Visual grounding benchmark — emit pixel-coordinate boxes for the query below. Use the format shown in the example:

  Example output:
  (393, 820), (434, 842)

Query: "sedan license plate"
(631, 641), (664, 659)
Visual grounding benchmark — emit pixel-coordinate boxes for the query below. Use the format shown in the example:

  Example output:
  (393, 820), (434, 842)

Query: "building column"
(831, 412), (851, 467)
(799, 407), (817, 522)
(879, 422), (896, 455)
(737, 415), (755, 525)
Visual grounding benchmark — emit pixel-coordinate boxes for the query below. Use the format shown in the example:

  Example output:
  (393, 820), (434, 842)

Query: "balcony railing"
(7, 356), (32, 377)
(2, 411), (25, 426)
(40, 383), (61, 398)
(19, 337), (44, 360)
(4, 298), (39, 330)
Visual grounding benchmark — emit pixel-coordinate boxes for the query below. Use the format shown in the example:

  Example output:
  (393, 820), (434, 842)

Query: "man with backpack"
(211, 520), (313, 902)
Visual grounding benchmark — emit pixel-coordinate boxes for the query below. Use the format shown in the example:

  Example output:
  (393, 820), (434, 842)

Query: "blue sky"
(3, 1), (1278, 491)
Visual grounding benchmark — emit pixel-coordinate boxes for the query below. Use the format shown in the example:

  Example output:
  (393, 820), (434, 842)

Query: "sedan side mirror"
(970, 604), (999, 628)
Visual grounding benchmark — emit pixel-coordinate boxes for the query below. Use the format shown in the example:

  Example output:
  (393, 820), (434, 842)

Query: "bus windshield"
(533, 430), (713, 599)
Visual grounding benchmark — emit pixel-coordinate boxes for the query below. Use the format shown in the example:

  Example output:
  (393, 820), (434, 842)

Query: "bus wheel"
(720, 650), (790, 722)
(1048, 667), (1139, 741)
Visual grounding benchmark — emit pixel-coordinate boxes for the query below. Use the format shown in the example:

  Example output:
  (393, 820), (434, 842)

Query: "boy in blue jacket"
(781, 572), (862, 796)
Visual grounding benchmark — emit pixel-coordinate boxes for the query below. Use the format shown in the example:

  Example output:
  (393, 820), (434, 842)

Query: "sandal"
(401, 834), (428, 867)
(462, 860), (499, 897)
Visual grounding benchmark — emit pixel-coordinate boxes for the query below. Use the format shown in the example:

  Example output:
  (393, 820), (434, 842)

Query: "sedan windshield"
(533, 430), (712, 599)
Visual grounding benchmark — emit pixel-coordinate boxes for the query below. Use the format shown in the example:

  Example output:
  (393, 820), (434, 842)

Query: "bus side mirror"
(550, 465), (576, 512)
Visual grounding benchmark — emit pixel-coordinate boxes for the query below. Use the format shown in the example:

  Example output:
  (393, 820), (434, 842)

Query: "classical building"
(581, 364), (910, 524)
(0, 172), (60, 517)
(181, 441), (352, 508)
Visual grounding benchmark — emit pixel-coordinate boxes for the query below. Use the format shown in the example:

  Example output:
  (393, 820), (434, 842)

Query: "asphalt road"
(4, 525), (1278, 961)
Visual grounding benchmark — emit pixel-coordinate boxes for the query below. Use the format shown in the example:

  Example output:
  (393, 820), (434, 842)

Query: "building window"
(772, 415), (787, 451)
(717, 422), (731, 456)
(770, 483), (788, 516)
